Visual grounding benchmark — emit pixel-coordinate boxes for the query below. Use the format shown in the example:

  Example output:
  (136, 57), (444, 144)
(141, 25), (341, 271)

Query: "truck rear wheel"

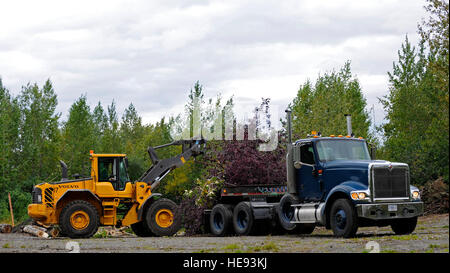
(390, 217), (418, 235)
(59, 200), (99, 238)
(233, 202), (255, 235)
(145, 198), (181, 236)
(330, 198), (358, 238)
(276, 193), (299, 233)
(210, 204), (233, 236)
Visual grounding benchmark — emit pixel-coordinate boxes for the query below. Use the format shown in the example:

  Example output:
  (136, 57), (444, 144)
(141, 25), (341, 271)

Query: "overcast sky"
(0, 0), (428, 132)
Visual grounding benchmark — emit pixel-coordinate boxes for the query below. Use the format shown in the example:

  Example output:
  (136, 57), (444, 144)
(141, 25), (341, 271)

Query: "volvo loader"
(28, 139), (206, 238)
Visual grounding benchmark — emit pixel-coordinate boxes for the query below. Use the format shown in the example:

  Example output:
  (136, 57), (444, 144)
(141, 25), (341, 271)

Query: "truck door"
(296, 142), (322, 201)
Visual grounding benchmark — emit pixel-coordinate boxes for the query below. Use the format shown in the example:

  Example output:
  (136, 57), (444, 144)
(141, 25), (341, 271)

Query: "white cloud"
(0, 0), (428, 128)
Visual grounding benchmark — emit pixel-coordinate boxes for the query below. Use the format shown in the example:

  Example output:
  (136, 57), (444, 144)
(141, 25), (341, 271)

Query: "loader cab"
(93, 152), (130, 191)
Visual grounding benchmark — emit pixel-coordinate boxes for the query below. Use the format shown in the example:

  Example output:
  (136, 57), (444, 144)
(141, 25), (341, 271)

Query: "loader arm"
(137, 138), (206, 190)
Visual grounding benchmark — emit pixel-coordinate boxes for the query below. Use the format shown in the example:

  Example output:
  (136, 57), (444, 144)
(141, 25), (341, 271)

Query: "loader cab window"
(98, 157), (129, 191)
(118, 158), (130, 189)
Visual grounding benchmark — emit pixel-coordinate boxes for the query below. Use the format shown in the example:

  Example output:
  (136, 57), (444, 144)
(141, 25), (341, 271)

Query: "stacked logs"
(1, 219), (59, 238)
(20, 221), (60, 238)
(0, 224), (12, 233)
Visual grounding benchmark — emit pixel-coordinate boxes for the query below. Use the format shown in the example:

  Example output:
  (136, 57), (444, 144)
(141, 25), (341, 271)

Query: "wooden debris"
(48, 227), (60, 238)
(8, 193), (14, 227)
(0, 224), (12, 233)
(23, 225), (49, 238)
(11, 218), (32, 233)
(32, 225), (48, 232)
(102, 226), (134, 237)
(36, 221), (51, 229)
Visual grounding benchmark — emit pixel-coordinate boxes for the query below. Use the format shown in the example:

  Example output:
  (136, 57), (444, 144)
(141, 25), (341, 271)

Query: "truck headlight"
(411, 191), (420, 200)
(351, 190), (369, 200)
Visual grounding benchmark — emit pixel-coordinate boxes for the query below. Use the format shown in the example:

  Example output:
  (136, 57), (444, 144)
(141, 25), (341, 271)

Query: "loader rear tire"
(146, 198), (181, 236)
(59, 200), (99, 238)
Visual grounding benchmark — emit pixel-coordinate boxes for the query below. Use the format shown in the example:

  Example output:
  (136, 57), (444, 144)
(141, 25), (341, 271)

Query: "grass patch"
(93, 229), (110, 238)
(142, 246), (158, 250)
(390, 234), (419, 241)
(261, 241), (279, 251)
(380, 249), (399, 253)
(248, 241), (280, 252)
(2, 243), (11, 248)
(222, 243), (241, 251)
(194, 248), (216, 253)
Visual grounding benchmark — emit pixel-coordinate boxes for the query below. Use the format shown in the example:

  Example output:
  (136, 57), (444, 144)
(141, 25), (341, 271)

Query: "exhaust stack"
(285, 109), (292, 144)
(285, 109), (296, 194)
(345, 114), (352, 136)
(59, 160), (68, 181)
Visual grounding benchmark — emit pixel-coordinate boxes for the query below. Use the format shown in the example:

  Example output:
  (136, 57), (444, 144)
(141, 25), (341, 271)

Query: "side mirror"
(293, 144), (302, 169)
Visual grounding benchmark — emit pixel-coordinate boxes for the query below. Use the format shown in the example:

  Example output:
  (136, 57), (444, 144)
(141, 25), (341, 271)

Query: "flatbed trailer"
(204, 184), (288, 236)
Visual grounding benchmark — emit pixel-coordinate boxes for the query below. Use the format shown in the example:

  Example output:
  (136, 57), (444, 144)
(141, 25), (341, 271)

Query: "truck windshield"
(316, 139), (370, 162)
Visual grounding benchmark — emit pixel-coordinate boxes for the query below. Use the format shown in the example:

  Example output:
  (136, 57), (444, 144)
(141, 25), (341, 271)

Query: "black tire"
(297, 223), (316, 235)
(271, 213), (289, 235)
(390, 217), (418, 235)
(131, 221), (154, 237)
(330, 198), (358, 238)
(145, 198), (181, 236)
(210, 204), (233, 236)
(233, 202), (255, 236)
(276, 193), (299, 233)
(59, 200), (100, 238)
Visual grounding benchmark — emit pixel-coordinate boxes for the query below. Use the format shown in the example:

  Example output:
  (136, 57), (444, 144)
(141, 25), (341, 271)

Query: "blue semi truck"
(206, 112), (423, 238)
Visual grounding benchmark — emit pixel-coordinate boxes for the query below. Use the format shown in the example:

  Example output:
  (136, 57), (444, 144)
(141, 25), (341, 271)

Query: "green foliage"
(61, 94), (95, 176)
(290, 61), (371, 140)
(0, 79), (60, 221)
(18, 80), (61, 185)
(380, 0), (449, 185)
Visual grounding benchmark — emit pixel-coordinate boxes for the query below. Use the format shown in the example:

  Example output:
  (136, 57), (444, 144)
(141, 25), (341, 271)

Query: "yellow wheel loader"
(27, 139), (206, 238)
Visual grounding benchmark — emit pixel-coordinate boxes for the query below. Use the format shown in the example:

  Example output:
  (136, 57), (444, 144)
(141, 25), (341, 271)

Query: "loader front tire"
(146, 198), (181, 236)
(59, 200), (99, 238)
(131, 221), (154, 237)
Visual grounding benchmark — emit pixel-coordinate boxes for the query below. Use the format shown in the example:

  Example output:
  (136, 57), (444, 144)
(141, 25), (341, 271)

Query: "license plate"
(388, 204), (397, 212)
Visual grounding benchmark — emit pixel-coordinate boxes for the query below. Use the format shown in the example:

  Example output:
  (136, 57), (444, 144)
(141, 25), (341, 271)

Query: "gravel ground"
(0, 214), (448, 253)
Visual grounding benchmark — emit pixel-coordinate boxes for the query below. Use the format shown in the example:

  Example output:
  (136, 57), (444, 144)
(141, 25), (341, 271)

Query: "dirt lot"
(0, 214), (448, 253)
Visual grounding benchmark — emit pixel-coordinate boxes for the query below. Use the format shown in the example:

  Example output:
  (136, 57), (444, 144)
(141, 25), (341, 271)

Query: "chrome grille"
(372, 164), (409, 200)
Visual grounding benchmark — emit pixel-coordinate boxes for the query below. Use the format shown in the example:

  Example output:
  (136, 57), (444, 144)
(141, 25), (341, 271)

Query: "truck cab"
(281, 131), (424, 237)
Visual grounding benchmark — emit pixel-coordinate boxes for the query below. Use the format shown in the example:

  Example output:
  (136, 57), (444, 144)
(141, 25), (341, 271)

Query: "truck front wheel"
(330, 198), (358, 238)
(390, 217), (418, 235)
(59, 200), (100, 238)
